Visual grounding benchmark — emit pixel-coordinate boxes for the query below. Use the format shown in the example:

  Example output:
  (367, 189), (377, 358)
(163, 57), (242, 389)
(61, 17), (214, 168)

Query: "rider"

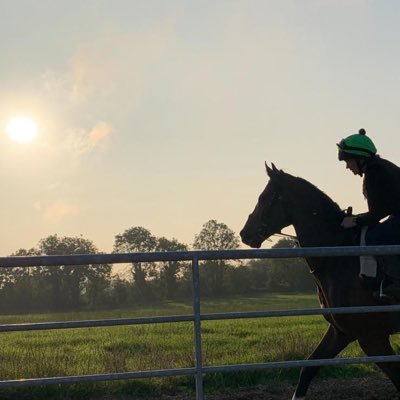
(337, 128), (400, 299)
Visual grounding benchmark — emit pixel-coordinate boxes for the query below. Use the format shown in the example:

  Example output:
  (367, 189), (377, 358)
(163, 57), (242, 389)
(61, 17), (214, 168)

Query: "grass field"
(0, 292), (398, 399)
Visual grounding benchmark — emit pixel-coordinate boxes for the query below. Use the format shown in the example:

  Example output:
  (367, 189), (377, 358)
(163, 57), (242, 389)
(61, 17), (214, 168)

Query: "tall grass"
(0, 292), (397, 399)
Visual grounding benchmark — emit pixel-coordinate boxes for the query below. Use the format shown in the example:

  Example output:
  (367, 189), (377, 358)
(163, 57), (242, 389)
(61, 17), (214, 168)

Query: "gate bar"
(0, 355), (399, 388)
(1, 245), (400, 267)
(1, 304), (400, 332)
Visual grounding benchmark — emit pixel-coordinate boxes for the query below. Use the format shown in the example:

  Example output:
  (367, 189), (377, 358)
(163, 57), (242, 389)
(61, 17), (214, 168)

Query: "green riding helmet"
(337, 128), (377, 161)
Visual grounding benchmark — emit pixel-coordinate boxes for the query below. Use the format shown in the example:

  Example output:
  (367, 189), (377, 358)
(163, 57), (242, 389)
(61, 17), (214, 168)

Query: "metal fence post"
(191, 256), (204, 400)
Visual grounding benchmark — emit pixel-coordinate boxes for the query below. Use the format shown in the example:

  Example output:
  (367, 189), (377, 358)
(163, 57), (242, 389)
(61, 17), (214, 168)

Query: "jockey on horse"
(337, 128), (400, 300)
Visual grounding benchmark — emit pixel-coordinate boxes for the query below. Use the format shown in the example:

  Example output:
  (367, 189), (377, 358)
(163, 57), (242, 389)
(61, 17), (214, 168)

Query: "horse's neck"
(294, 215), (338, 247)
(283, 182), (365, 309)
(288, 197), (342, 247)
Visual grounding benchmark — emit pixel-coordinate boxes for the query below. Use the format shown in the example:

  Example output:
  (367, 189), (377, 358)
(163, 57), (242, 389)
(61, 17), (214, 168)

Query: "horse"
(240, 163), (400, 400)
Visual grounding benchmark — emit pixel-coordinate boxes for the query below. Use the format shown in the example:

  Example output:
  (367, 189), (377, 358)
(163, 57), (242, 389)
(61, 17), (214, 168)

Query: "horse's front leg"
(292, 323), (354, 400)
(358, 334), (400, 393)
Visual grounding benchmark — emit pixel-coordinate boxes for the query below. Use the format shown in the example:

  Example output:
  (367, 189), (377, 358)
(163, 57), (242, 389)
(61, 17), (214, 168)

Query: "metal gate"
(1, 245), (400, 399)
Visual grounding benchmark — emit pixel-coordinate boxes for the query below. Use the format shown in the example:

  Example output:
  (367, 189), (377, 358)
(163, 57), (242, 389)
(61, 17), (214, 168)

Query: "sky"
(1, 0), (400, 255)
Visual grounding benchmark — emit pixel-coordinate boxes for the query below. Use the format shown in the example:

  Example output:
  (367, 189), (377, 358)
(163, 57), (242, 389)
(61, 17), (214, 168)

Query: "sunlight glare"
(6, 116), (38, 143)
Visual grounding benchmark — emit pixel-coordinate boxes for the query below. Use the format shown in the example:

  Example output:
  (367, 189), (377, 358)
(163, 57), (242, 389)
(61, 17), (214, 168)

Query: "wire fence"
(1, 245), (400, 399)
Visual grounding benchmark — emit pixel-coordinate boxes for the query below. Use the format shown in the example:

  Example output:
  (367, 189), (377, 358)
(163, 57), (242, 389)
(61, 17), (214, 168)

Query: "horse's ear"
(265, 162), (273, 176)
(265, 162), (279, 177)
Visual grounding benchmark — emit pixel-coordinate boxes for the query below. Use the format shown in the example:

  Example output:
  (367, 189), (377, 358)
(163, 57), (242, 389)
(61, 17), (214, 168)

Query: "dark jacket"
(356, 156), (400, 226)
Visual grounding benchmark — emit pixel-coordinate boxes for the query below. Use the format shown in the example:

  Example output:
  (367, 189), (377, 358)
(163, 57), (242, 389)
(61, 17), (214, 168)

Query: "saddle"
(356, 226), (400, 303)
(341, 208), (389, 283)
(359, 226), (378, 278)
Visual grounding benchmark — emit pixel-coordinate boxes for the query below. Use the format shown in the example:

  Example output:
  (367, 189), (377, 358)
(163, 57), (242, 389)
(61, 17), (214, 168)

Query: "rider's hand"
(341, 216), (357, 229)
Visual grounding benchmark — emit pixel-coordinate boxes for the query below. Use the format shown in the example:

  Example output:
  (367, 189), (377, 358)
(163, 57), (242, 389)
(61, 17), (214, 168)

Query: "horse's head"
(240, 163), (292, 248)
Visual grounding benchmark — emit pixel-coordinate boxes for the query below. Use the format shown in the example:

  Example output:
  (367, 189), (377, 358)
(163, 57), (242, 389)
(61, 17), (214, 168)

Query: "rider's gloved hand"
(341, 216), (357, 228)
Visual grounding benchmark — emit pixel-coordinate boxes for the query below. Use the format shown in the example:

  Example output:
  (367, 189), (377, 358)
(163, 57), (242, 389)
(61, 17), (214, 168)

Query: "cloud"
(43, 201), (79, 222)
(41, 68), (69, 92)
(66, 18), (175, 106)
(65, 121), (113, 157)
(69, 46), (116, 105)
(89, 121), (113, 145)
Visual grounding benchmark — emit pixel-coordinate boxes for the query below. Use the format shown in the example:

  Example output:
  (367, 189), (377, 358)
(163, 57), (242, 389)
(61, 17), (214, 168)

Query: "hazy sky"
(1, 0), (400, 255)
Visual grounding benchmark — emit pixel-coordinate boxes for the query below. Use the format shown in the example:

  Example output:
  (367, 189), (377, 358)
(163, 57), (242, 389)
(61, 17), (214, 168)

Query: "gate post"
(191, 256), (204, 400)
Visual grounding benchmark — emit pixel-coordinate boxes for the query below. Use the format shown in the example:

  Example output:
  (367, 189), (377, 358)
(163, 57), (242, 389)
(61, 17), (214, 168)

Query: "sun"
(6, 116), (38, 143)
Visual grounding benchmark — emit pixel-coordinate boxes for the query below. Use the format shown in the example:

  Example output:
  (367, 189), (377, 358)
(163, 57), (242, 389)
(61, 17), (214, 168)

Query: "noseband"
(256, 191), (292, 240)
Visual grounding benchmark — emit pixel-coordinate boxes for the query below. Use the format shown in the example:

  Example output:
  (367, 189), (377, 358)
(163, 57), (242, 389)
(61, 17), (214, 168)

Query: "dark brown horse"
(240, 163), (400, 400)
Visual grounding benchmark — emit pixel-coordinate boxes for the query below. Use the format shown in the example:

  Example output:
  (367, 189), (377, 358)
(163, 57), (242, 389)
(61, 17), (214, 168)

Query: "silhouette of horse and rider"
(240, 130), (400, 399)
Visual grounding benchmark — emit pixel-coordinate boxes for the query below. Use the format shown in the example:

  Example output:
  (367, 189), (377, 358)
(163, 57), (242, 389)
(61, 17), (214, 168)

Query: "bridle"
(256, 189), (298, 245)
(271, 232), (298, 242)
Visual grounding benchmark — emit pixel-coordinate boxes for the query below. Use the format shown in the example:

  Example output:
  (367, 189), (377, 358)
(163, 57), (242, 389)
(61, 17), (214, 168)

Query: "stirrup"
(373, 280), (392, 301)
(373, 280), (398, 302)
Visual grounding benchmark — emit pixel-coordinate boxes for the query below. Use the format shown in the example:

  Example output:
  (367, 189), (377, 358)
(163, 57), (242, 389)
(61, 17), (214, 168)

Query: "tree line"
(0, 220), (315, 313)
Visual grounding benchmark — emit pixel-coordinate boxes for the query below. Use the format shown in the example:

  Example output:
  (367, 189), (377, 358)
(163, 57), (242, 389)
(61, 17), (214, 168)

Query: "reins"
(269, 232), (300, 247)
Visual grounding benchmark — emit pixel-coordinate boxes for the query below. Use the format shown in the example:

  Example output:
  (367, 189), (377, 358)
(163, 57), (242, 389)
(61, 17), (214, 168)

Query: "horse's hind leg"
(358, 334), (400, 392)
(292, 324), (354, 400)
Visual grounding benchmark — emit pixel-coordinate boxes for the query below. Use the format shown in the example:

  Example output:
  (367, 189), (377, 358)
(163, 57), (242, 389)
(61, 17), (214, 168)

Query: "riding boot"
(376, 255), (400, 300)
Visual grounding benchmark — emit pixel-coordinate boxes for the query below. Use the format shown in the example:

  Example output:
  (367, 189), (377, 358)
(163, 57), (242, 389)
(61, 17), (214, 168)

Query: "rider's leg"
(366, 216), (400, 299)
(365, 216), (400, 245)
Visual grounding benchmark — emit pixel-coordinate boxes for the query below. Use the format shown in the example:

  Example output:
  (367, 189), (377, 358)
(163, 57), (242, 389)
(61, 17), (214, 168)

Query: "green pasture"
(0, 293), (398, 399)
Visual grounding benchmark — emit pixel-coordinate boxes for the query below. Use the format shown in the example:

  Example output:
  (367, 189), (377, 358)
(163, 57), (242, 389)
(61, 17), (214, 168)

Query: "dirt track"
(96, 376), (399, 400)
(201, 377), (399, 399)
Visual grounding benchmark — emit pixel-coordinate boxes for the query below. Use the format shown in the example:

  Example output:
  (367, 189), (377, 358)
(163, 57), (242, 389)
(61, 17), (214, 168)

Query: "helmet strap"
(357, 158), (367, 174)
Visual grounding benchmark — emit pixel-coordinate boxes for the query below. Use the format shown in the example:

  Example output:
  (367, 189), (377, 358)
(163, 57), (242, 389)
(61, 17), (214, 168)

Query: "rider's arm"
(355, 166), (393, 226)
(354, 212), (382, 227)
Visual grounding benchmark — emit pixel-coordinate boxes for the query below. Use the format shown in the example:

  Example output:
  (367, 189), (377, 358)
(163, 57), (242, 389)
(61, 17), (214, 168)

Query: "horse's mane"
(281, 171), (344, 223)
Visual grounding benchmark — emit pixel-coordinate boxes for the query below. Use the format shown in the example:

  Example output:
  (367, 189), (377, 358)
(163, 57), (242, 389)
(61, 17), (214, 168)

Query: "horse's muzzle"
(240, 229), (262, 248)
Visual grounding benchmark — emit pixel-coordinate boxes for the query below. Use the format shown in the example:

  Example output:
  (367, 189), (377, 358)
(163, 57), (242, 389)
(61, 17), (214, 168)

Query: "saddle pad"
(359, 226), (377, 278)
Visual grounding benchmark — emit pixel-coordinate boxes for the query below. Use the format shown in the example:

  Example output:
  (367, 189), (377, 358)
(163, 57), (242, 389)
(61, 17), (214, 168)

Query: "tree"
(0, 237), (111, 312)
(193, 219), (240, 296)
(113, 227), (157, 301)
(245, 258), (275, 291)
(269, 238), (314, 291)
(193, 220), (240, 251)
(38, 235), (111, 309)
(0, 248), (40, 312)
(156, 237), (188, 299)
(111, 276), (131, 305)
